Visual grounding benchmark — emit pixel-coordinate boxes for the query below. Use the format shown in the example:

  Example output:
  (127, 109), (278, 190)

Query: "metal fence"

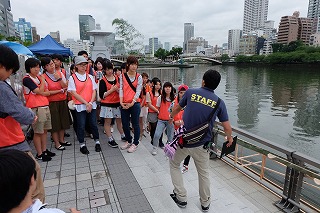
(212, 123), (320, 213)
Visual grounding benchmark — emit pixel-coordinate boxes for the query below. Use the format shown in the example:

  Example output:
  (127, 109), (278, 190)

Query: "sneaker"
(111, 127), (114, 133)
(80, 146), (90, 155)
(95, 144), (101, 152)
(151, 147), (157, 155)
(181, 165), (189, 174)
(201, 204), (210, 212)
(121, 136), (127, 142)
(121, 142), (131, 150)
(108, 140), (118, 148)
(170, 191), (187, 208)
(89, 134), (94, 139)
(44, 149), (56, 157)
(127, 144), (138, 153)
(36, 153), (52, 162)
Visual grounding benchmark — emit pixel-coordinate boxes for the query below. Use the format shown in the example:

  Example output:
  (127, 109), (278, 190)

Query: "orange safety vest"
(100, 75), (120, 104)
(23, 76), (49, 108)
(71, 73), (93, 105)
(158, 98), (172, 121)
(122, 73), (140, 103)
(0, 115), (26, 147)
(43, 72), (67, 102)
(148, 92), (160, 113)
(173, 98), (184, 129)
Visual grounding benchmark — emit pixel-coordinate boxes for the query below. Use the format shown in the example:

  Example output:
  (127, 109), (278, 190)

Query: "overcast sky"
(11, 0), (309, 47)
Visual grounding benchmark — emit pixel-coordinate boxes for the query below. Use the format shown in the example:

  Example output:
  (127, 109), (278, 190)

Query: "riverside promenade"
(35, 126), (282, 213)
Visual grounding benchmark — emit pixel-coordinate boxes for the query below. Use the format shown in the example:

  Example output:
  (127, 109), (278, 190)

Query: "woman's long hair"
(161, 82), (175, 103)
(152, 78), (162, 97)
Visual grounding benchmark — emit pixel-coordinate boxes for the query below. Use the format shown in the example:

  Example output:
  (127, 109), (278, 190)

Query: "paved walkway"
(35, 126), (282, 213)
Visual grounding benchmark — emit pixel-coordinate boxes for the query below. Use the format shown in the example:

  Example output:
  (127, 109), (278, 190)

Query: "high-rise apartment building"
(308, 0), (320, 33)
(79, 15), (95, 40)
(31, 27), (40, 43)
(0, 0), (15, 37)
(50, 31), (61, 43)
(184, 23), (194, 51)
(243, 0), (269, 34)
(149, 37), (159, 56)
(14, 18), (32, 42)
(228, 29), (242, 55)
(278, 11), (315, 45)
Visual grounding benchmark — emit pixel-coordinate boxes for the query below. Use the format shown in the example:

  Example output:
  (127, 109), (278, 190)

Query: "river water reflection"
(139, 64), (320, 160)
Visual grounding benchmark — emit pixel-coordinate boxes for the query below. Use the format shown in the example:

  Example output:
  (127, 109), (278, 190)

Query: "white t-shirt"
(67, 72), (97, 112)
(22, 199), (65, 213)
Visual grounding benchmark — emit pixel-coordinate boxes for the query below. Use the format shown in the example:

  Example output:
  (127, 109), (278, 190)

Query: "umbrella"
(0, 41), (34, 56)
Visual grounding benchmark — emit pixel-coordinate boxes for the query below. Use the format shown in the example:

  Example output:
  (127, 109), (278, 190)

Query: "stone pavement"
(34, 126), (282, 213)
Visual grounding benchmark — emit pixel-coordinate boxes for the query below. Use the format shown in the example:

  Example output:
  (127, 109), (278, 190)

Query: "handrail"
(213, 123), (320, 213)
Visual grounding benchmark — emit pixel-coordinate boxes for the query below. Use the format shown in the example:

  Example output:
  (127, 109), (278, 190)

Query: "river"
(139, 64), (320, 160)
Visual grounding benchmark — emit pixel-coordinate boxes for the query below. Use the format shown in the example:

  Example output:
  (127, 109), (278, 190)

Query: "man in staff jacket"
(169, 69), (233, 212)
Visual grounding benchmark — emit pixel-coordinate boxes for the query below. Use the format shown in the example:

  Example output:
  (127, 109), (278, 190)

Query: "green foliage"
(154, 48), (169, 60)
(168, 47), (183, 60)
(220, 54), (230, 62)
(6, 36), (20, 42)
(0, 34), (5, 40)
(23, 41), (33, 47)
(112, 18), (144, 53)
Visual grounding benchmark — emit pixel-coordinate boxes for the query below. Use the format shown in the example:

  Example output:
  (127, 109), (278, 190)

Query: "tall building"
(50, 31), (60, 43)
(0, 0), (15, 37)
(79, 15), (95, 40)
(184, 23), (194, 51)
(64, 38), (91, 56)
(149, 37), (159, 56)
(243, 0), (269, 34)
(186, 37), (208, 54)
(278, 12), (315, 45)
(228, 29), (242, 55)
(14, 18), (32, 42)
(164, 42), (171, 51)
(31, 27), (40, 43)
(308, 0), (320, 33)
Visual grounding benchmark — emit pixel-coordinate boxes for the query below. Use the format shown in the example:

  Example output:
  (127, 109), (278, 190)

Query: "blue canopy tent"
(28, 34), (73, 56)
(0, 41), (34, 56)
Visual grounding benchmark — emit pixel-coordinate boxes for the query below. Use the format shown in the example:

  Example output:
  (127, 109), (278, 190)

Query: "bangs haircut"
(25, 58), (41, 73)
(0, 45), (20, 74)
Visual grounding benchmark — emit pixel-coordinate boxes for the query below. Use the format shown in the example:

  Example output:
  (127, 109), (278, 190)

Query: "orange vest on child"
(158, 98), (172, 121)
(148, 92), (160, 113)
(100, 75), (120, 104)
(71, 73), (93, 105)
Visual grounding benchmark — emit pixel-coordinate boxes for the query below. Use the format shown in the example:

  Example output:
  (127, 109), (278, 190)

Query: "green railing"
(211, 123), (320, 213)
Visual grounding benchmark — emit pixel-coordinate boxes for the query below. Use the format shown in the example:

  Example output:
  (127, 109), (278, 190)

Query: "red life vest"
(71, 73), (93, 105)
(43, 72), (66, 102)
(158, 98), (172, 121)
(122, 73), (140, 103)
(101, 75), (120, 104)
(23, 75), (49, 108)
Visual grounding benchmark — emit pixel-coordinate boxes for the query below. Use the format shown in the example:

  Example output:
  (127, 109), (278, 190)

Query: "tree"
(6, 36), (20, 42)
(154, 48), (169, 61)
(169, 47), (183, 60)
(112, 18), (144, 53)
(220, 54), (230, 62)
(0, 34), (5, 40)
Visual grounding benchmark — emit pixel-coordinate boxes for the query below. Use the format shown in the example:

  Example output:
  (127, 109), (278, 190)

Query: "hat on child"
(74, 56), (88, 65)
(178, 84), (189, 91)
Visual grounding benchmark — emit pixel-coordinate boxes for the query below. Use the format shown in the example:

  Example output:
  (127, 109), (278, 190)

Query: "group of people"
(0, 43), (234, 212)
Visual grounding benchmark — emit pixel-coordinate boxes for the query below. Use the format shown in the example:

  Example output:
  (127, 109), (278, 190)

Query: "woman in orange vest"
(0, 45), (45, 203)
(173, 84), (190, 173)
(99, 61), (126, 148)
(67, 56), (100, 155)
(23, 58), (55, 162)
(151, 82), (175, 155)
(119, 56), (142, 153)
(146, 77), (163, 147)
(139, 72), (150, 140)
(41, 57), (71, 151)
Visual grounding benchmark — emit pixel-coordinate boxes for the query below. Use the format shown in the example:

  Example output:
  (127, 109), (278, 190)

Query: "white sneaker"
(127, 144), (138, 153)
(121, 142), (131, 150)
(111, 127), (114, 133)
(151, 147), (157, 155)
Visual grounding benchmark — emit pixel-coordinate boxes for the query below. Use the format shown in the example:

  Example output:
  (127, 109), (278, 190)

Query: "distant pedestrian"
(169, 70), (233, 211)
(119, 56), (142, 153)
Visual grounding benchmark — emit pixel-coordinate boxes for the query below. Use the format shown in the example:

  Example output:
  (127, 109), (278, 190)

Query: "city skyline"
(11, 0), (309, 47)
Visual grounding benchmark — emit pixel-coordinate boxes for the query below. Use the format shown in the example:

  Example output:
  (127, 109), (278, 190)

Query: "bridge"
(173, 55), (222, 65)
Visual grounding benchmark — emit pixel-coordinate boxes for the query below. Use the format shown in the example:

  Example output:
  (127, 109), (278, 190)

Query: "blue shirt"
(179, 87), (229, 148)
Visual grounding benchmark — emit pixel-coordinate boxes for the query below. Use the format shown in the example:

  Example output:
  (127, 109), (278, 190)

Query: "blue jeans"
(120, 102), (141, 145)
(153, 119), (174, 147)
(76, 109), (99, 144)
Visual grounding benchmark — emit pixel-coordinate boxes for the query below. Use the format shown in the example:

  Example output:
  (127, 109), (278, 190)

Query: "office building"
(79, 15), (95, 40)
(309, 33), (320, 46)
(308, 0), (320, 33)
(0, 0), (15, 37)
(64, 38), (91, 56)
(228, 29), (242, 56)
(149, 37), (159, 56)
(186, 37), (208, 54)
(243, 0), (269, 34)
(184, 23), (194, 51)
(278, 11), (315, 45)
(32, 27), (40, 43)
(50, 31), (61, 43)
(239, 33), (259, 55)
(14, 18), (32, 42)
(164, 42), (170, 51)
